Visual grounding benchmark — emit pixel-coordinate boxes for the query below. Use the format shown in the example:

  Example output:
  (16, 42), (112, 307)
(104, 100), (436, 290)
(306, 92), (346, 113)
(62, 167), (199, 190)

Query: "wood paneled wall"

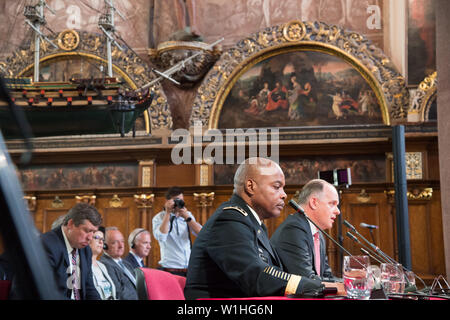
(23, 182), (444, 285)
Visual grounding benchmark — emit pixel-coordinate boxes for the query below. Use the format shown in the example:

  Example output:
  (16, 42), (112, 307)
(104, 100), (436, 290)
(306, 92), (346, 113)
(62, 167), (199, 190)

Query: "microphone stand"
(346, 231), (386, 264)
(343, 219), (429, 293)
(288, 200), (387, 299)
(288, 200), (354, 258)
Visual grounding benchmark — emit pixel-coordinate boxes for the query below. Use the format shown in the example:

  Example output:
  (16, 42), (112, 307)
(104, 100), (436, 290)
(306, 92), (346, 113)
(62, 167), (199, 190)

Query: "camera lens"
(173, 198), (185, 208)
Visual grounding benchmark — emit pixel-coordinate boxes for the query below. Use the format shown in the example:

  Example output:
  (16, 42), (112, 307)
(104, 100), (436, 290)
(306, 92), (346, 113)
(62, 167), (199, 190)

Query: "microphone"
(360, 222), (378, 230)
(346, 231), (386, 264)
(343, 220), (396, 264)
(343, 219), (428, 292)
(288, 200), (355, 262)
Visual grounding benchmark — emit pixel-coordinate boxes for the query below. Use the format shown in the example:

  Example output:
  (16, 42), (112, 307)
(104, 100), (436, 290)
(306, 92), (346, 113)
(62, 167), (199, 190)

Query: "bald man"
(184, 157), (325, 299)
(271, 179), (342, 282)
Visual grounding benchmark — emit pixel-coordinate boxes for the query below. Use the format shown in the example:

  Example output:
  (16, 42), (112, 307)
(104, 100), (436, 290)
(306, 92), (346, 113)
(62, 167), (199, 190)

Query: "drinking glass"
(343, 255), (371, 299)
(380, 263), (405, 294)
(367, 264), (381, 290)
(404, 270), (416, 288)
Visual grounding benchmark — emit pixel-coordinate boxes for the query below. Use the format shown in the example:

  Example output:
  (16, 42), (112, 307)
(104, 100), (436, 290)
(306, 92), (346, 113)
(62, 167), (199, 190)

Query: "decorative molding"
(109, 194), (123, 208)
(23, 195), (37, 212)
(385, 187), (433, 202)
(57, 29), (80, 51)
(193, 192), (215, 208)
(51, 196), (64, 208)
(134, 194), (155, 209)
(407, 187), (433, 201)
(190, 20), (409, 129)
(356, 189), (371, 203)
(408, 71), (437, 122)
(75, 194), (96, 206)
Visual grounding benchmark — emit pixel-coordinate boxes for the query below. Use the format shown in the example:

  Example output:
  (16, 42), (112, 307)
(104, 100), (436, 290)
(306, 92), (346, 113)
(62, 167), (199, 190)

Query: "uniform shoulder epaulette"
(223, 206), (248, 216)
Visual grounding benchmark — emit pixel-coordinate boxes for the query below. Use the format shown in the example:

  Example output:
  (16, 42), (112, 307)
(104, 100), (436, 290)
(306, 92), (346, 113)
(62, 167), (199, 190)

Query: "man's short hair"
(165, 186), (184, 200)
(296, 179), (328, 205)
(62, 203), (102, 227)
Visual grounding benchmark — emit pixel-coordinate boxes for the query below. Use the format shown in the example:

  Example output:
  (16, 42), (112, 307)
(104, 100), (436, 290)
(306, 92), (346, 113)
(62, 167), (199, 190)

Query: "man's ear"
(244, 178), (256, 196)
(309, 196), (318, 210)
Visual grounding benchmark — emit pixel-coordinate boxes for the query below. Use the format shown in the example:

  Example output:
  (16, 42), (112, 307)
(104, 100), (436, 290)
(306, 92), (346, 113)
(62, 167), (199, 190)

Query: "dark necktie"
(261, 222), (268, 236)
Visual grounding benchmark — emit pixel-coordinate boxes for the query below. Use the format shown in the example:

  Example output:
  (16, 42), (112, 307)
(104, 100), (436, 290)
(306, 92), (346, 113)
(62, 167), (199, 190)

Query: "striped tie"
(71, 249), (80, 300)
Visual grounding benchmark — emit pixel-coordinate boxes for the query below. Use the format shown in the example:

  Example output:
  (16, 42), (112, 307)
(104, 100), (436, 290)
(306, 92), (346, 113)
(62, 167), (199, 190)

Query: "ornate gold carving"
(193, 192), (215, 208)
(407, 187), (433, 201)
(385, 187), (433, 202)
(109, 194), (123, 208)
(23, 195), (37, 212)
(384, 190), (395, 203)
(51, 196), (64, 208)
(75, 194), (96, 206)
(356, 189), (371, 203)
(283, 20), (306, 42)
(408, 71), (437, 122)
(134, 194), (155, 209)
(190, 20), (408, 129)
(57, 30), (80, 51)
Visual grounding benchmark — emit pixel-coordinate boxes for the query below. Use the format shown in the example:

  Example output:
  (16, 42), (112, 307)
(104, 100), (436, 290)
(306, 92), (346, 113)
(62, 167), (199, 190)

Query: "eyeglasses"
(93, 235), (104, 242)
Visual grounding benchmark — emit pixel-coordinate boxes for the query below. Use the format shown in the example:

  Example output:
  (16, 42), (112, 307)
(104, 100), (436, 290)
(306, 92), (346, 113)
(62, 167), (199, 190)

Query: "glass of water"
(380, 263), (405, 294)
(343, 255), (371, 299)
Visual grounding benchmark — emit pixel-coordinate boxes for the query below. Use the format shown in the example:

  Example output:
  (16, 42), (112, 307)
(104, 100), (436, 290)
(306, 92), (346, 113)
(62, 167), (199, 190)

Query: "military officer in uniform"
(184, 157), (336, 299)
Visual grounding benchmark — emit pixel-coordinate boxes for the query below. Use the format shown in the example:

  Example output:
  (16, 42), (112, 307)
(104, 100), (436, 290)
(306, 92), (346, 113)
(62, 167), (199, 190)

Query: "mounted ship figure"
(0, 0), (152, 138)
(0, 0), (223, 139)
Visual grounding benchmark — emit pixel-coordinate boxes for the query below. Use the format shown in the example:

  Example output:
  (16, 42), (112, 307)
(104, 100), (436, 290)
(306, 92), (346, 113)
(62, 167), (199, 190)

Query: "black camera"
(173, 198), (185, 209)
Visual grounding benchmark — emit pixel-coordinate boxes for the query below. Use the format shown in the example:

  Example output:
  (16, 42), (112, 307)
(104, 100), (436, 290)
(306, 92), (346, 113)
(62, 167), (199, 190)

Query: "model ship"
(0, 0), (153, 139)
(0, 76), (153, 138)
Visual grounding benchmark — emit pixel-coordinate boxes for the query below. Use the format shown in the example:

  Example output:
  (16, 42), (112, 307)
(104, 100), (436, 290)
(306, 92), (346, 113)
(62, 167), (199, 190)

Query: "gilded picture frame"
(190, 20), (409, 130)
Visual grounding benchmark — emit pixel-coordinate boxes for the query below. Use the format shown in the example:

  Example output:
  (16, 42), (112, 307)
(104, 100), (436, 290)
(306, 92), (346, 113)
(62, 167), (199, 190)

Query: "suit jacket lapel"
(54, 227), (70, 271)
(296, 212), (321, 274)
(230, 195), (281, 266)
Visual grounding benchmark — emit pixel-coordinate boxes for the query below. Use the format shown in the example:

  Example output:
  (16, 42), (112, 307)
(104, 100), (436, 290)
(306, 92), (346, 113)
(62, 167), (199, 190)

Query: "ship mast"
(24, 0), (57, 82)
(98, 0), (125, 77)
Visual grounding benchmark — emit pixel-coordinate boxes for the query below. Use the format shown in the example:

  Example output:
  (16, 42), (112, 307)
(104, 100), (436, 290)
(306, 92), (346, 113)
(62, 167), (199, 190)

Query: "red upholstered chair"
(135, 267), (186, 300)
(0, 280), (11, 300)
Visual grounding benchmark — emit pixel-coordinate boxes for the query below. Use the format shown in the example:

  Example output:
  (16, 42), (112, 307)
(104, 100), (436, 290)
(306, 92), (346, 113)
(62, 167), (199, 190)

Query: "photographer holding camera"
(152, 187), (202, 277)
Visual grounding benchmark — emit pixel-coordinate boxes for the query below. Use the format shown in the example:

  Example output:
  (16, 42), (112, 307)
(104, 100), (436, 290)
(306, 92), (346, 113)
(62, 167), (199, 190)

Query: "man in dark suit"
(41, 203), (102, 300)
(270, 179), (342, 283)
(124, 228), (151, 269)
(184, 157), (331, 299)
(100, 227), (138, 300)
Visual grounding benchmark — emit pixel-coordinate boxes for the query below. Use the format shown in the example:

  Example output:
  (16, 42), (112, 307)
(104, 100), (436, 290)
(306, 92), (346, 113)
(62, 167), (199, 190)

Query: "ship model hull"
(0, 77), (153, 139)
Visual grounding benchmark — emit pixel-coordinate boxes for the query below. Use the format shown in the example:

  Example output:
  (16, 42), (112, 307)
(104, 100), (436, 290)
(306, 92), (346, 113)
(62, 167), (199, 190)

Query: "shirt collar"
(129, 251), (143, 264)
(305, 213), (319, 236)
(61, 226), (76, 254)
(247, 205), (262, 226)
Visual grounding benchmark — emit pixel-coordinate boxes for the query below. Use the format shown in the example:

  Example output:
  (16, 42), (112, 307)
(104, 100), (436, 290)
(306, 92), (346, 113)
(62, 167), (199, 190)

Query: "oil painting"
(407, 0), (436, 86)
(218, 50), (383, 129)
(214, 155), (386, 186)
(18, 163), (138, 191)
